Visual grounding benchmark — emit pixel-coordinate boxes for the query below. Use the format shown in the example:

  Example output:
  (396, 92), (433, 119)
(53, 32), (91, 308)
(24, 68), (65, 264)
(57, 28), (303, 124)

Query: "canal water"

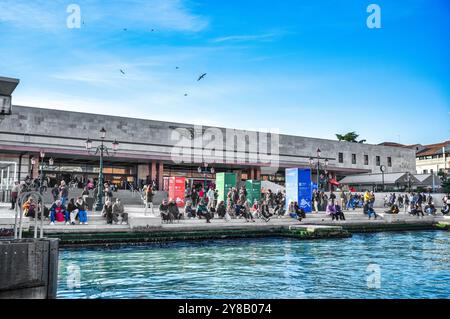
(57, 231), (449, 299)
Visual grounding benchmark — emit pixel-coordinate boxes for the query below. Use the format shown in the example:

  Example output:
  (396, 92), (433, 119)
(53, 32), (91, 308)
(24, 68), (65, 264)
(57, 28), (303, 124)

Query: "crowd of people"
(145, 184), (290, 224)
(311, 189), (450, 219)
(10, 178), (129, 226)
(10, 174), (450, 226)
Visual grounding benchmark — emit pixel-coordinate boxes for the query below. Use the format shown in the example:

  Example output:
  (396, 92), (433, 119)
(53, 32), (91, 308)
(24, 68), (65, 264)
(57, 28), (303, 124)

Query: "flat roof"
(0, 76), (20, 96)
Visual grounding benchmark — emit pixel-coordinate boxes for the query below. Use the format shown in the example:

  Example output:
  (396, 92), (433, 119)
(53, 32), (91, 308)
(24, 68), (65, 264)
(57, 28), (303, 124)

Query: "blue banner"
(285, 168), (312, 213)
(285, 168), (299, 210)
(298, 168), (312, 213)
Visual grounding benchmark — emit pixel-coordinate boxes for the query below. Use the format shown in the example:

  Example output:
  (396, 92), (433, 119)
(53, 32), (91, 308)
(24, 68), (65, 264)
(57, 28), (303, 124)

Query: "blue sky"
(0, 0), (449, 145)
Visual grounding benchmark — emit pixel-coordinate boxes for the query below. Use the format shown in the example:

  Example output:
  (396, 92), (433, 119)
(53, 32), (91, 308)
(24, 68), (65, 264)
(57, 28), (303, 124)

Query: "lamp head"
(112, 139), (119, 151)
(85, 138), (92, 150)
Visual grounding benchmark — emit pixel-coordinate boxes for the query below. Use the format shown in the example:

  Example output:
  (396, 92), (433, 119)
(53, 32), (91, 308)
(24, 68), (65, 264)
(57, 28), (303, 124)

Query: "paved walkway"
(0, 202), (446, 234)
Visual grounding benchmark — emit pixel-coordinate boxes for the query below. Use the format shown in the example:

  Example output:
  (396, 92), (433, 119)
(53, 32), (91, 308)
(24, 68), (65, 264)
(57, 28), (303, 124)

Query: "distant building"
(379, 141), (450, 175)
(338, 172), (420, 192)
(415, 141), (450, 175)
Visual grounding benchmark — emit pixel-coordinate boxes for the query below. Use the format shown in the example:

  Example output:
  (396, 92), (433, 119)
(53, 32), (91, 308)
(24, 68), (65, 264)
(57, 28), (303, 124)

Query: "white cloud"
(0, 0), (208, 32)
(0, 0), (63, 30)
(212, 32), (281, 43)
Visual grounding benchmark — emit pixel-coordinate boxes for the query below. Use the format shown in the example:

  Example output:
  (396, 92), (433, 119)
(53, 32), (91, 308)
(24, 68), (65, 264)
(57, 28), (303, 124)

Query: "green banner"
(216, 173), (236, 205)
(245, 180), (261, 205)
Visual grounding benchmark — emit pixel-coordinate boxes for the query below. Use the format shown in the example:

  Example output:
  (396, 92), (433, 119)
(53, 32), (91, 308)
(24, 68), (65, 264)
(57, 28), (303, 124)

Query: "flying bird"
(123, 28), (127, 31)
(176, 67), (180, 69)
(184, 93), (188, 96)
(197, 73), (207, 81)
(120, 69), (125, 75)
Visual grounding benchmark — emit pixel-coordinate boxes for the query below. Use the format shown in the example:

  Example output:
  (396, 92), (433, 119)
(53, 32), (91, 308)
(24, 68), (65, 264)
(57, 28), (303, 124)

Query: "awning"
(339, 172), (420, 186)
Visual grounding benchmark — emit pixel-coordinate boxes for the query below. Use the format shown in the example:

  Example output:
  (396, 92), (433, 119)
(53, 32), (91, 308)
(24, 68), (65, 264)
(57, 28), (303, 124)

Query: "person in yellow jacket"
(22, 197), (37, 218)
(364, 190), (371, 203)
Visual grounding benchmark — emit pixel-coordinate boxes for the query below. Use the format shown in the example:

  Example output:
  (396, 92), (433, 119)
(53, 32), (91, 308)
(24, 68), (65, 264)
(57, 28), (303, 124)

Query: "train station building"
(0, 103), (417, 191)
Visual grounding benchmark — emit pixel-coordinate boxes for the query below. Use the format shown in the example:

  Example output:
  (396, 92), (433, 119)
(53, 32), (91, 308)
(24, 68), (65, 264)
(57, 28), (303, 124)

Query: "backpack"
(56, 211), (65, 222)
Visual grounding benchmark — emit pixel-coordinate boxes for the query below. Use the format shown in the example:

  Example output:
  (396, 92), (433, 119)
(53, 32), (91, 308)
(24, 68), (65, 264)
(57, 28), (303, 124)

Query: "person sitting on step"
(168, 199), (182, 222)
(196, 199), (211, 223)
(159, 199), (172, 223)
(335, 203), (346, 220)
(441, 199), (450, 215)
(216, 200), (226, 219)
(49, 200), (69, 225)
(424, 202), (436, 215)
(385, 203), (399, 215)
(101, 200), (114, 224)
(23, 197), (37, 218)
(75, 196), (89, 225)
(294, 202), (306, 220)
(112, 198), (127, 225)
(185, 200), (196, 218)
(67, 198), (78, 225)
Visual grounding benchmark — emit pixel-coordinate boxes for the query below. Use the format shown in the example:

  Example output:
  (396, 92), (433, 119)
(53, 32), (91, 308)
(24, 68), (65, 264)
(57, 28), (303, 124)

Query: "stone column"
(158, 162), (164, 191)
(137, 164), (150, 187)
(32, 155), (39, 179)
(151, 161), (157, 181)
(255, 167), (261, 180)
(249, 168), (255, 180)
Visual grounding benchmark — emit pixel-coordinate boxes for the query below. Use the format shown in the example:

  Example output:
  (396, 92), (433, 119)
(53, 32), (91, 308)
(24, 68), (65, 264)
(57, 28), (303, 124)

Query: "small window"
(375, 156), (380, 166)
(387, 157), (392, 167)
(338, 153), (343, 163)
(352, 154), (356, 164)
(364, 155), (369, 165)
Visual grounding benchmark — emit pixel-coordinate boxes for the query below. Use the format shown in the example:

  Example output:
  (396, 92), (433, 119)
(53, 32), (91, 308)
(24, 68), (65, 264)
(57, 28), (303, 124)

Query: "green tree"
(336, 131), (366, 143)
(438, 171), (450, 193)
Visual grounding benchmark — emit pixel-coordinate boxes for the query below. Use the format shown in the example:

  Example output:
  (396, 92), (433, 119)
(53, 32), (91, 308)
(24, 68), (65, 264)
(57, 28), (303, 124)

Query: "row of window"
(422, 168), (445, 174)
(338, 153), (392, 167)
(418, 154), (447, 160)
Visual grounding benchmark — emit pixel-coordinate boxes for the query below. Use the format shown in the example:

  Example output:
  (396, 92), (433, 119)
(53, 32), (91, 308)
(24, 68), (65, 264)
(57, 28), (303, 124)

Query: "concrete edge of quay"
(20, 219), (447, 248)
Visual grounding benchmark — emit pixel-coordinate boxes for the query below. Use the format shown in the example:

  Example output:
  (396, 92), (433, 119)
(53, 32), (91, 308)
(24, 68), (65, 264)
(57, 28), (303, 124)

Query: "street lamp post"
(406, 171), (411, 192)
(85, 128), (119, 211)
(309, 148), (328, 191)
(197, 162), (215, 199)
(30, 152), (54, 238)
(30, 154), (54, 192)
(380, 165), (386, 191)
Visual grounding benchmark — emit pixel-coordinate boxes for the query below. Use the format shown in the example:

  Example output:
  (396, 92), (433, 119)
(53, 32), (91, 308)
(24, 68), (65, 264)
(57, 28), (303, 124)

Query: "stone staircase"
(38, 188), (168, 206)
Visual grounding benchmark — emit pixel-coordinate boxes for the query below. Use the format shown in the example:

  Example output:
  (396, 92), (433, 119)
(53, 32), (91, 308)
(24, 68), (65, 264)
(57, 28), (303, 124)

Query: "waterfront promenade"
(1, 202), (447, 246)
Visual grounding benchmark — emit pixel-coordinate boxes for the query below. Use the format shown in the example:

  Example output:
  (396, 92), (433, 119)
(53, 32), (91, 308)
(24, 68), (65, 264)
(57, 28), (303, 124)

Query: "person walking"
(145, 185), (154, 215)
(312, 189), (320, 213)
(206, 187), (215, 211)
(59, 181), (69, 206)
(10, 181), (19, 210)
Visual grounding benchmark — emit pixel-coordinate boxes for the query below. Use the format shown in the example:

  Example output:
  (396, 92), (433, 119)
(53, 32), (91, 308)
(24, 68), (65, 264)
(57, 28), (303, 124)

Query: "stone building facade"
(0, 105), (416, 190)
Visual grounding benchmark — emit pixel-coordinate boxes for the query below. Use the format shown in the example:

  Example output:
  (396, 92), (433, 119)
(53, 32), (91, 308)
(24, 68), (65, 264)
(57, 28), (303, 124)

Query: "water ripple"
(57, 231), (450, 299)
